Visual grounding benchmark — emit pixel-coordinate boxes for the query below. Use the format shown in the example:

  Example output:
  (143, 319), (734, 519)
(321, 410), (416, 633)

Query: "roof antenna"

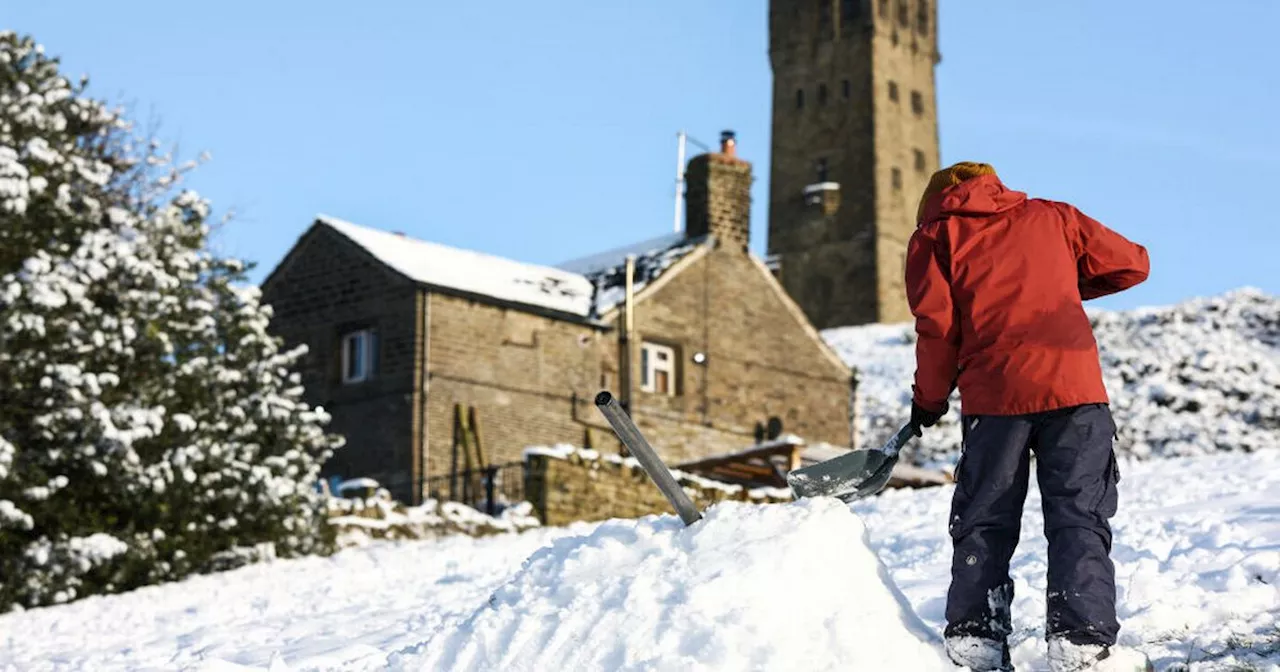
(673, 130), (687, 234)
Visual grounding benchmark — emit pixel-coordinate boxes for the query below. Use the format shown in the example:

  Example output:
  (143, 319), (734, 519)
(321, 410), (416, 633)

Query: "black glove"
(910, 400), (948, 436)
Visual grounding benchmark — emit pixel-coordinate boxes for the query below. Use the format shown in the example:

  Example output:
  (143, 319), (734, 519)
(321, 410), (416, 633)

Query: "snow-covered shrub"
(826, 288), (1280, 467)
(0, 32), (343, 612)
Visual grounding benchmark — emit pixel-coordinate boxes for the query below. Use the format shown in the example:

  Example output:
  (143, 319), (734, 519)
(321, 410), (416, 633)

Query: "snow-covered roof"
(318, 215), (597, 318)
(570, 234), (707, 317)
(557, 232), (687, 275)
(316, 215), (706, 321)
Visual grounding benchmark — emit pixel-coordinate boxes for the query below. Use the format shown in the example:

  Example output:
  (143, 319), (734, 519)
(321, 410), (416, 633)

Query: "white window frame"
(640, 342), (677, 395)
(341, 329), (374, 384)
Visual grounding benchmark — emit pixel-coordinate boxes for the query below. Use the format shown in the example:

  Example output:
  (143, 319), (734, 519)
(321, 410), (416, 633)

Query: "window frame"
(341, 328), (375, 384)
(640, 341), (678, 396)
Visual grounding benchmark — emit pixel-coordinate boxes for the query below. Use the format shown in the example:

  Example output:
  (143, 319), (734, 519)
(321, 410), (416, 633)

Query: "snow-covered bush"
(826, 288), (1280, 467)
(0, 32), (343, 612)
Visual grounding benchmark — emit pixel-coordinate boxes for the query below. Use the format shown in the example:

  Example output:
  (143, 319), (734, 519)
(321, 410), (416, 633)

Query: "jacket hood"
(918, 173), (1028, 225)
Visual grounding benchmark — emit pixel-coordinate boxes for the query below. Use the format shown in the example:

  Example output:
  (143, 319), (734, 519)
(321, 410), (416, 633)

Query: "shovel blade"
(786, 424), (915, 502)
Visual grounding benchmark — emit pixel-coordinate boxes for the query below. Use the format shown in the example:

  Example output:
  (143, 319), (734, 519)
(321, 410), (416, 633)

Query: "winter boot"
(944, 636), (1013, 671)
(1046, 639), (1154, 672)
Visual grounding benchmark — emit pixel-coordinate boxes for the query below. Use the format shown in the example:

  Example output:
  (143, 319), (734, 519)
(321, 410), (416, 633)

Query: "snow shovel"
(786, 422), (918, 503)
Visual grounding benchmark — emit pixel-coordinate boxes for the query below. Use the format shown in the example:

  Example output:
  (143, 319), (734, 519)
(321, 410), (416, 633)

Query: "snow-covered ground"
(2, 450), (1276, 671)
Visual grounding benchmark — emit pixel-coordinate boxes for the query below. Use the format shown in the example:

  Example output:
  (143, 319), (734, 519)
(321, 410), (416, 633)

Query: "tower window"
(796, 88), (805, 110)
(911, 90), (924, 115)
(888, 81), (900, 102)
(818, 83), (828, 105)
(842, 79), (851, 100)
(878, 0), (889, 17)
(819, 0), (833, 40)
(914, 149), (926, 172)
(917, 1), (929, 35)
(897, 0), (909, 28)
(841, 0), (860, 28)
(816, 158), (829, 182)
(891, 167), (903, 190)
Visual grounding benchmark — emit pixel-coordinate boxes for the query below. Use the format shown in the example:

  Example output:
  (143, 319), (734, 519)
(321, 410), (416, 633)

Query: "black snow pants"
(944, 402), (1121, 647)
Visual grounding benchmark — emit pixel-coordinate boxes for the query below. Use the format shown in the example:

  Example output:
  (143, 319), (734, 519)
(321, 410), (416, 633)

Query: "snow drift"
(825, 288), (1280, 465)
(393, 498), (950, 671)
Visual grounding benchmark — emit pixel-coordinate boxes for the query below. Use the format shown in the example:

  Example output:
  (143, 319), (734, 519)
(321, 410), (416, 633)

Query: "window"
(911, 90), (924, 115)
(640, 342), (676, 395)
(818, 83), (828, 105)
(341, 328), (376, 384)
(917, 0), (929, 35)
(891, 167), (903, 190)
(841, 0), (860, 28)
(897, 0), (909, 27)
(841, 79), (851, 100)
(914, 149), (926, 172)
(878, 0), (889, 17)
(815, 157), (829, 182)
(796, 88), (805, 110)
(818, 0), (833, 40)
(888, 81), (899, 102)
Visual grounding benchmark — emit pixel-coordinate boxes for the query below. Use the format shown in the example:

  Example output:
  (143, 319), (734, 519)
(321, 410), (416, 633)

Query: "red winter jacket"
(907, 173), (1150, 416)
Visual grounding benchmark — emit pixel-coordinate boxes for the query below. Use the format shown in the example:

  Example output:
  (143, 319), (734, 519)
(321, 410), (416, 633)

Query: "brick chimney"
(684, 130), (753, 252)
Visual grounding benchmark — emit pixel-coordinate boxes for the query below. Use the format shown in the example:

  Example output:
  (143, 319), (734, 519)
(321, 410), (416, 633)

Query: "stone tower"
(766, 0), (941, 329)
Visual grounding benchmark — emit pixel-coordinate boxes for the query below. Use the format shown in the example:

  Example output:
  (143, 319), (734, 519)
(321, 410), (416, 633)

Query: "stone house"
(261, 133), (856, 504)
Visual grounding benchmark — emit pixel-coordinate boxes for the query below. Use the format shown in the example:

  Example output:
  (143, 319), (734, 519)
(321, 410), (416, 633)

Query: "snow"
(824, 288), (1280, 466)
(317, 215), (707, 321)
(850, 449), (1280, 671)
(1, 450), (1275, 670)
(556, 231), (686, 275)
(394, 498), (949, 671)
(327, 496), (542, 547)
(579, 235), (705, 316)
(316, 215), (596, 318)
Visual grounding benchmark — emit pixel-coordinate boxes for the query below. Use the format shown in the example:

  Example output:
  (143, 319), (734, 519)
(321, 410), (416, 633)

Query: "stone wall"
(524, 448), (793, 527)
(622, 245), (854, 465)
(420, 240), (854, 484)
(422, 292), (612, 483)
(261, 223), (421, 501)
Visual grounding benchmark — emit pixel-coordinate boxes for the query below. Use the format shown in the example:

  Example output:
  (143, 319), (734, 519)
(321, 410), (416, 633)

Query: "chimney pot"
(720, 130), (737, 157)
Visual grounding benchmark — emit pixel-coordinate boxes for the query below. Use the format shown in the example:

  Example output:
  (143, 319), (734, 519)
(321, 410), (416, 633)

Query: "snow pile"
(0, 451), (1276, 670)
(327, 494), (541, 548)
(824, 287), (1280, 464)
(394, 498), (949, 671)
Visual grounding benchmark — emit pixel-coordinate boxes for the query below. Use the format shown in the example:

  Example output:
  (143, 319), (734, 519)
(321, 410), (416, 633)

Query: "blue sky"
(7, 1), (1278, 312)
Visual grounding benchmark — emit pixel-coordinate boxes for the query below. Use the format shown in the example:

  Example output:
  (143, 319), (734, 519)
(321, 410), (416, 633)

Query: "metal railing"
(422, 461), (526, 517)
